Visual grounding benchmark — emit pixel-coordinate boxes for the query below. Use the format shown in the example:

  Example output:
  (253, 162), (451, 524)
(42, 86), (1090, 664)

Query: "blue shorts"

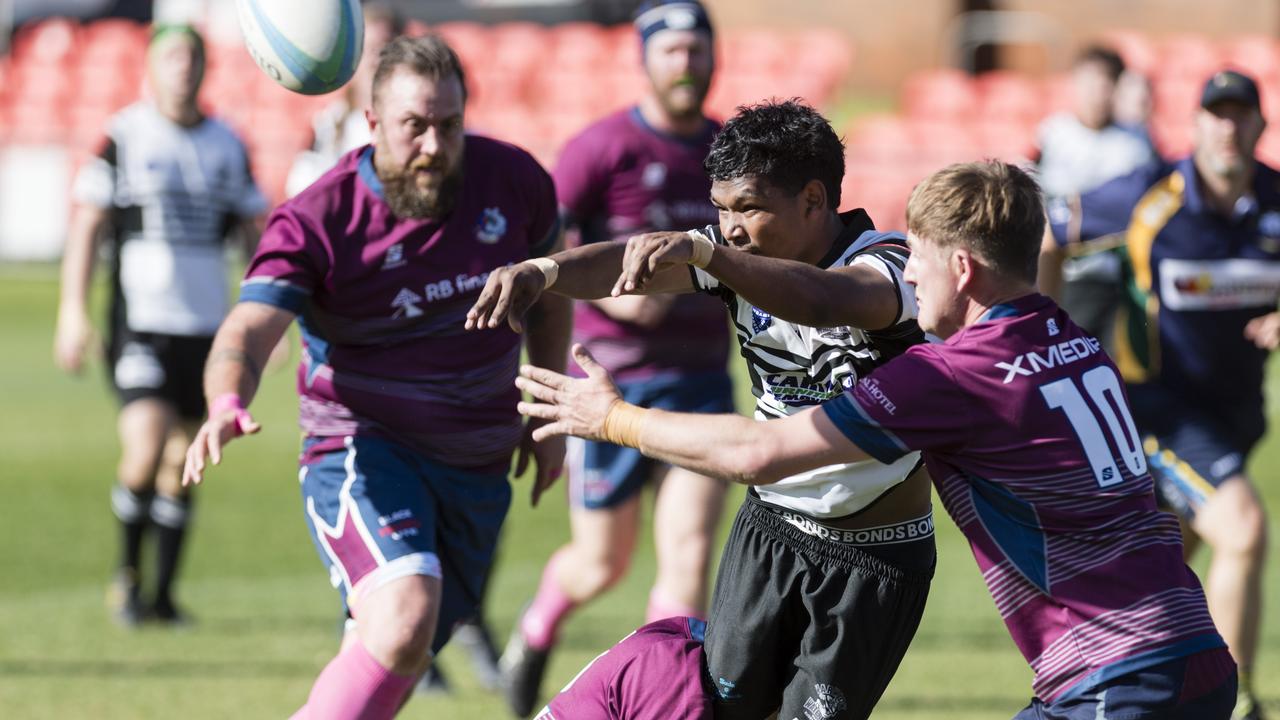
(299, 434), (511, 654)
(567, 371), (734, 510)
(1127, 383), (1265, 519)
(1014, 648), (1236, 720)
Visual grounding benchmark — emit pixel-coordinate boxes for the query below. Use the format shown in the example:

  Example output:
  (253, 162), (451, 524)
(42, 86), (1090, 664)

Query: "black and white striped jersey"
(74, 102), (268, 337)
(689, 210), (927, 518)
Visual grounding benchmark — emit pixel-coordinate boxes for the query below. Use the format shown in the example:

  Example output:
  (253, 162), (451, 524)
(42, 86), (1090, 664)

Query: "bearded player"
(183, 36), (570, 719)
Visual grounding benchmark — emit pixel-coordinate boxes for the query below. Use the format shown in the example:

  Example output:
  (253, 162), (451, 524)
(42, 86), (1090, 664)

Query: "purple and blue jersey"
(554, 107), (729, 381)
(539, 616), (712, 720)
(823, 294), (1224, 702)
(242, 137), (560, 471)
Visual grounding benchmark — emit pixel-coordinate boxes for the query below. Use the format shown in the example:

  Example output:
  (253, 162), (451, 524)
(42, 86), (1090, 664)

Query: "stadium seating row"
(0, 17), (853, 202)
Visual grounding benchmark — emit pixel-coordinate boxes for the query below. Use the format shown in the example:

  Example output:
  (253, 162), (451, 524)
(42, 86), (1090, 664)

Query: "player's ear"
(365, 108), (378, 135)
(951, 247), (976, 291)
(801, 179), (827, 218)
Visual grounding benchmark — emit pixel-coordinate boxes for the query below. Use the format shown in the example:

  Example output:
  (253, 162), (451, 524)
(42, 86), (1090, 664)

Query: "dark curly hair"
(704, 99), (845, 208)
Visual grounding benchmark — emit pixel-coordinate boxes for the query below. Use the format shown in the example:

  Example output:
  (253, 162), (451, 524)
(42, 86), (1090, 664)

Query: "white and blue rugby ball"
(236, 0), (364, 95)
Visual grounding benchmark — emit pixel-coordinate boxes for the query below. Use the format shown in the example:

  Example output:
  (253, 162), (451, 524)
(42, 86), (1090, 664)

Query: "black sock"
(151, 493), (193, 611)
(111, 484), (152, 574)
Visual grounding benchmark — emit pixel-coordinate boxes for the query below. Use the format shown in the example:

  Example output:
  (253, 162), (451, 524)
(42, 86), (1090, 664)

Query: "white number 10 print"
(1039, 366), (1146, 488)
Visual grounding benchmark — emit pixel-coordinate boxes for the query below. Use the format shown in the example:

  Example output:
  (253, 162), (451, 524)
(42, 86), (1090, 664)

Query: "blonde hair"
(905, 160), (1045, 283)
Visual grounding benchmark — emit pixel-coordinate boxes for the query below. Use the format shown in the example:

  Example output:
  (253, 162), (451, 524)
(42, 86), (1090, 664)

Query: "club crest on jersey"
(752, 307), (772, 334)
(476, 207), (508, 244)
(391, 288), (424, 318)
(382, 243), (406, 270)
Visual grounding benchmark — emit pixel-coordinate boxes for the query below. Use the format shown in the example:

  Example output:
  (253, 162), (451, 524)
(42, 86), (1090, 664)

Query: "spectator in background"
(1036, 45), (1158, 352)
(1043, 69), (1275, 720)
(284, 2), (405, 198)
(53, 24), (267, 626)
(1113, 69), (1156, 143)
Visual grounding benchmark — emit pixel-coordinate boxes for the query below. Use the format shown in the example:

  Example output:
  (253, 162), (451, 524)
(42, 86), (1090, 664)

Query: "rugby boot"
(415, 664), (451, 696)
(106, 568), (145, 628)
(453, 617), (503, 690)
(500, 622), (552, 718)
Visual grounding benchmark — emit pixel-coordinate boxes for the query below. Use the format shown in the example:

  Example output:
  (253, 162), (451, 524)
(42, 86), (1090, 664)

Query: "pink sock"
(292, 641), (417, 720)
(521, 549), (577, 650)
(645, 587), (703, 624)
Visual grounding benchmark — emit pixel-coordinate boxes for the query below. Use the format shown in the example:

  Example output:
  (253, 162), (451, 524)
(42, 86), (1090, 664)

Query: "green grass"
(0, 269), (1276, 718)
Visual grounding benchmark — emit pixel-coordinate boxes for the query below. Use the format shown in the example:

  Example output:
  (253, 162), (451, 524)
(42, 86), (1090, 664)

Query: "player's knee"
(572, 545), (632, 591)
(356, 577), (439, 674)
(1203, 481), (1269, 560)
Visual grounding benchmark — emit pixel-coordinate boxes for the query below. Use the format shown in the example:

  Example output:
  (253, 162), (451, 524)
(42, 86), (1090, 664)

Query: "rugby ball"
(236, 0), (364, 95)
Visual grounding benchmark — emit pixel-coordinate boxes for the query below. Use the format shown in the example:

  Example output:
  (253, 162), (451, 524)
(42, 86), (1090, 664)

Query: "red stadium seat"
(489, 22), (549, 73)
(1040, 72), (1076, 117)
(1158, 34), (1223, 83)
(1152, 76), (1201, 120)
(845, 114), (923, 167)
(1149, 115), (1193, 158)
(434, 22), (489, 68)
(901, 69), (977, 121)
(550, 22), (612, 71)
(1223, 36), (1280, 82)
(720, 29), (791, 77)
(976, 71), (1043, 124)
(792, 28), (854, 83)
(974, 119), (1038, 162)
(11, 17), (79, 67)
(1100, 30), (1157, 76)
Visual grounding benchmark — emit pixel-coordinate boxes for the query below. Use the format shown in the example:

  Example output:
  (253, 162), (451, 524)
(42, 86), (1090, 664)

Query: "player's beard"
(655, 73), (710, 121)
(379, 156), (464, 220)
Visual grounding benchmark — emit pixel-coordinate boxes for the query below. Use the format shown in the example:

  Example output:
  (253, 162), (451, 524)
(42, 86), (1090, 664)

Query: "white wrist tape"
(526, 257), (559, 289)
(688, 230), (715, 269)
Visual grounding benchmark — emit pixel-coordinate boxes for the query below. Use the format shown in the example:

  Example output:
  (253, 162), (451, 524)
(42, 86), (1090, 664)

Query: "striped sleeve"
(849, 237), (916, 325)
(823, 344), (972, 461)
(688, 225), (726, 295)
(239, 206), (327, 314)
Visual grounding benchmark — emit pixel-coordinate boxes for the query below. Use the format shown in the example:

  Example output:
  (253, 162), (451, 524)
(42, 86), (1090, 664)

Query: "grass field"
(1, 267), (1277, 718)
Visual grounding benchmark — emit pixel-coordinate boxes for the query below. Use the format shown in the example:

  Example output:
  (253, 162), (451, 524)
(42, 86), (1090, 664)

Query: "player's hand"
(465, 262), (546, 333)
(515, 419), (565, 507)
(1245, 311), (1280, 350)
(612, 231), (694, 296)
(182, 408), (261, 486)
(53, 310), (95, 374)
(517, 344), (622, 443)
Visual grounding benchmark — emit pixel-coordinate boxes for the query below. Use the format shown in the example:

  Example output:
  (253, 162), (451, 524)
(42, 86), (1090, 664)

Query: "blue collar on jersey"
(357, 146), (386, 201)
(628, 106), (716, 147)
(979, 293), (1048, 322)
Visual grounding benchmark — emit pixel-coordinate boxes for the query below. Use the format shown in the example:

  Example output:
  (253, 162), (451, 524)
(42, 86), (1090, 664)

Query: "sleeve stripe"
(822, 393), (912, 464)
(239, 277), (309, 314)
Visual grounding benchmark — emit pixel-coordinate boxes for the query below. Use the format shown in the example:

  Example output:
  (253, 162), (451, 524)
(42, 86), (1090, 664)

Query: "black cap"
(1200, 69), (1261, 110)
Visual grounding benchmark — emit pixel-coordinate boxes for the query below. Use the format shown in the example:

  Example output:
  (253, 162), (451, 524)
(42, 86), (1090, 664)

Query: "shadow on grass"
(0, 658), (317, 679)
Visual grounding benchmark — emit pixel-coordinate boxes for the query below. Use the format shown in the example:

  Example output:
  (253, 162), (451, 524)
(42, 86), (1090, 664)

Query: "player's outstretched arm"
(517, 236), (575, 506)
(465, 241), (694, 333)
(183, 302), (296, 486)
(54, 203), (109, 374)
(617, 231), (901, 330)
(518, 344), (868, 485)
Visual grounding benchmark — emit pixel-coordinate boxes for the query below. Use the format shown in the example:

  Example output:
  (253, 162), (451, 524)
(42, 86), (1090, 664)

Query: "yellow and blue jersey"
(1049, 156), (1280, 429)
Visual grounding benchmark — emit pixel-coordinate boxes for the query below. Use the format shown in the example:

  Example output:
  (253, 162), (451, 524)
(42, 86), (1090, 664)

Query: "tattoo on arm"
(207, 348), (262, 383)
